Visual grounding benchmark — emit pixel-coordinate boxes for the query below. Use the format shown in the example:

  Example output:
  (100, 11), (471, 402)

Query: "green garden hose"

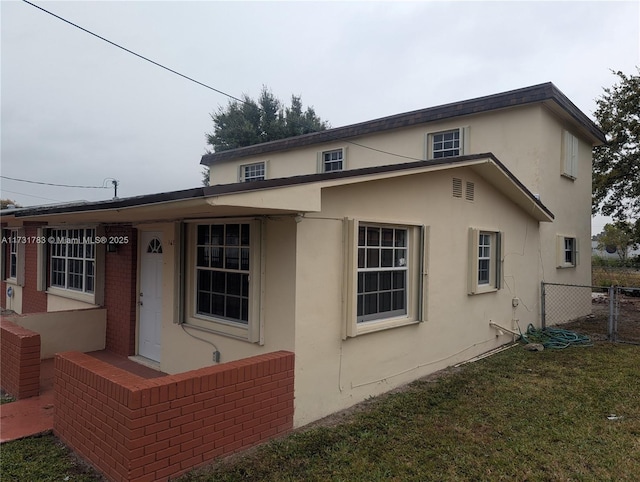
(520, 323), (592, 349)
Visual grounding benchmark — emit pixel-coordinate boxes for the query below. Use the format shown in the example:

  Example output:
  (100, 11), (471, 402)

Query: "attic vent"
(465, 181), (475, 201)
(452, 178), (463, 198)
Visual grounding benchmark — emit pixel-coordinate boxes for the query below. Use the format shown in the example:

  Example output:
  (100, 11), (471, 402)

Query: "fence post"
(541, 281), (546, 329)
(608, 285), (615, 342)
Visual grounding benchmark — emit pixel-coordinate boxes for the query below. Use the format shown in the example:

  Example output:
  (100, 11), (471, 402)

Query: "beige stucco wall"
(7, 308), (106, 358)
(208, 106), (547, 186)
(146, 218), (297, 375)
(47, 293), (98, 312)
(4, 282), (23, 314)
(292, 168), (542, 426)
(209, 103), (595, 323)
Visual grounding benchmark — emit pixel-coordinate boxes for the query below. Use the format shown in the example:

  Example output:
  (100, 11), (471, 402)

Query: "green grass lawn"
(181, 342), (640, 482)
(2, 343), (639, 481)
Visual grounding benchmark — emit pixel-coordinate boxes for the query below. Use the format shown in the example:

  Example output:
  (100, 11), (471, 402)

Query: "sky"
(1, 0), (638, 233)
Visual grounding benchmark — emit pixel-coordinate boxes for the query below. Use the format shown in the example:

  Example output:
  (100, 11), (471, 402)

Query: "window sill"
(4, 278), (18, 285)
(352, 315), (420, 337)
(184, 315), (255, 342)
(556, 264), (576, 269)
(46, 286), (96, 305)
(561, 173), (576, 181)
(468, 286), (498, 295)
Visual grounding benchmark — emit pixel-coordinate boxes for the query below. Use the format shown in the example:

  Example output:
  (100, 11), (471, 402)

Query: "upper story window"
(49, 228), (95, 294)
(433, 130), (460, 158)
(426, 127), (469, 160)
(561, 130), (578, 179)
(468, 228), (503, 295)
(239, 162), (266, 182)
(319, 148), (346, 173)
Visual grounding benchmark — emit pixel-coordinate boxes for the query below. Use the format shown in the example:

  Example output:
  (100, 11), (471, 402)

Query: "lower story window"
(468, 228), (503, 294)
(346, 220), (425, 337)
(478, 233), (492, 285)
(357, 225), (408, 323)
(9, 229), (18, 279)
(557, 235), (578, 268)
(185, 219), (262, 343)
(49, 228), (95, 294)
(196, 223), (250, 324)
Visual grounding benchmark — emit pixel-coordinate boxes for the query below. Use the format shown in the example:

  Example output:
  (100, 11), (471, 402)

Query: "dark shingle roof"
(200, 82), (605, 166)
(2, 153), (552, 220)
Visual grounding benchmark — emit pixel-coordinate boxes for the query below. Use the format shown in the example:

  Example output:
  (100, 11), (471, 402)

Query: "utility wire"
(23, 0), (245, 104)
(22, 0), (426, 163)
(0, 175), (109, 189)
(0, 188), (62, 203)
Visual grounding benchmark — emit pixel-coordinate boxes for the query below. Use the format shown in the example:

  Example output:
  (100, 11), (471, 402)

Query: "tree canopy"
(206, 86), (329, 153)
(592, 68), (640, 224)
(0, 199), (20, 209)
(595, 221), (639, 261)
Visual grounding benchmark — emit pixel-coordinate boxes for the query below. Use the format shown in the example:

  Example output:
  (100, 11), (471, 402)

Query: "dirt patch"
(561, 293), (640, 344)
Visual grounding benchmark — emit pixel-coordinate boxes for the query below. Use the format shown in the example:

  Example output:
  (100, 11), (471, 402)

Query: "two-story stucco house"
(2, 83), (605, 429)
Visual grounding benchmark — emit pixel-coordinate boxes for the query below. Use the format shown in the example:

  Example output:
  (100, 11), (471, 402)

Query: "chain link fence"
(541, 282), (640, 344)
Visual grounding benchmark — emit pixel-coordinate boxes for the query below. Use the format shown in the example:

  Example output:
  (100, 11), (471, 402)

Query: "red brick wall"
(21, 224), (48, 314)
(1, 319), (41, 399)
(54, 350), (294, 482)
(104, 226), (137, 356)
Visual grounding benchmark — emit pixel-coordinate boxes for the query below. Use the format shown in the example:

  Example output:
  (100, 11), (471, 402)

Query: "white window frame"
(426, 127), (470, 160)
(184, 219), (263, 343)
(561, 130), (579, 180)
(2, 228), (25, 286)
(345, 219), (426, 338)
(556, 235), (578, 268)
(468, 228), (503, 295)
(45, 226), (104, 305)
(317, 147), (347, 173)
(8, 229), (18, 280)
(238, 161), (267, 182)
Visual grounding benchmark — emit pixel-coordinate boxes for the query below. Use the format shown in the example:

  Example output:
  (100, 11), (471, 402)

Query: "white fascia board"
(206, 183), (322, 213)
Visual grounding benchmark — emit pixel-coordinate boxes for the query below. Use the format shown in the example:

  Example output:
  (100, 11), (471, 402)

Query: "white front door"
(139, 231), (163, 362)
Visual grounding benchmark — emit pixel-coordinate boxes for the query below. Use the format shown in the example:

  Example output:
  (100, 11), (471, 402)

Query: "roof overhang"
(1, 153), (553, 225)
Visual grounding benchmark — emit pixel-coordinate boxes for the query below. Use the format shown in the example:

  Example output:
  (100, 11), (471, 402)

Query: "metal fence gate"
(541, 282), (640, 345)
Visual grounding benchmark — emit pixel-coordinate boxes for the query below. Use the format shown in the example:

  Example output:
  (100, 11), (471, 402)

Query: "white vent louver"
(452, 178), (463, 198)
(465, 181), (475, 201)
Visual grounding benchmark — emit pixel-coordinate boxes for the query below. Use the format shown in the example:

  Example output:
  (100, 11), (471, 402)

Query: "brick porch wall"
(0, 319), (41, 399)
(104, 226), (137, 356)
(54, 350), (294, 482)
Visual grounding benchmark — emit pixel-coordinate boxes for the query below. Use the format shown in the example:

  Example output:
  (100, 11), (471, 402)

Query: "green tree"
(596, 222), (638, 261)
(203, 86), (329, 185)
(206, 86), (328, 153)
(592, 68), (640, 227)
(0, 199), (20, 209)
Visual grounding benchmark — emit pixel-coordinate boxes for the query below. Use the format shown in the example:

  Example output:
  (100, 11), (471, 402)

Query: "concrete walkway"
(0, 352), (165, 444)
(0, 358), (55, 443)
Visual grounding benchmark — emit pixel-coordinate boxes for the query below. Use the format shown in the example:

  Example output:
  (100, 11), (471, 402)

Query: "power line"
(0, 175), (109, 189)
(22, 0), (246, 104)
(22, 0), (426, 163)
(0, 188), (62, 202)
